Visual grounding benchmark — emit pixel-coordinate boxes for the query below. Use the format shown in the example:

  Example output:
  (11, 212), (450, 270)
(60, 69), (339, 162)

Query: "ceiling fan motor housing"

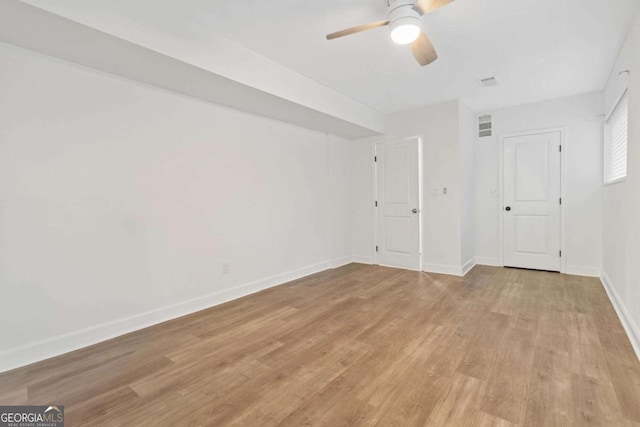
(387, 0), (421, 21)
(387, 0), (422, 44)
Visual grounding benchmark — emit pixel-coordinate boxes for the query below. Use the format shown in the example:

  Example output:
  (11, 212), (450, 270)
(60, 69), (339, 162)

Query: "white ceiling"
(22, 0), (640, 113)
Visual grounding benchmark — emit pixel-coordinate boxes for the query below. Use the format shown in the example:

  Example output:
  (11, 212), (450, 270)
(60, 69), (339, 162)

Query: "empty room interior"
(1, 0), (640, 425)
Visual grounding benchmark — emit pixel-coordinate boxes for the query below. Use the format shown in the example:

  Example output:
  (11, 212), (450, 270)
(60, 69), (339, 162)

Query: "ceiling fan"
(326, 0), (453, 67)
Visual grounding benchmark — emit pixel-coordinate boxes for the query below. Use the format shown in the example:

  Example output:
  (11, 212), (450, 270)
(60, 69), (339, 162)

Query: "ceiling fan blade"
(413, 0), (454, 16)
(411, 32), (438, 66)
(326, 20), (390, 40)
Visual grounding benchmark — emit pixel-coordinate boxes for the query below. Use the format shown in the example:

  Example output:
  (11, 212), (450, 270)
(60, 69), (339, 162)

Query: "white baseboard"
(474, 257), (600, 278)
(565, 265), (601, 278)
(600, 272), (640, 362)
(462, 257), (476, 275)
(330, 256), (353, 268)
(0, 259), (342, 373)
(352, 255), (374, 265)
(422, 259), (476, 277)
(475, 256), (502, 267)
(422, 262), (465, 276)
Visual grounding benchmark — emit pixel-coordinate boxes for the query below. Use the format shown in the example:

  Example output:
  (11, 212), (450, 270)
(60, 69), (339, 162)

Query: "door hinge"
(375, 201), (378, 207)
(559, 197), (562, 205)
(376, 245), (379, 252)
(559, 250), (562, 257)
(559, 145), (562, 152)
(374, 156), (377, 162)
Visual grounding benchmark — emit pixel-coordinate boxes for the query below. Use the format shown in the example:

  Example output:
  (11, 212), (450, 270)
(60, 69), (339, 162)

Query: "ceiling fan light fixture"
(390, 21), (421, 44)
(326, 0), (448, 66)
(387, 3), (422, 45)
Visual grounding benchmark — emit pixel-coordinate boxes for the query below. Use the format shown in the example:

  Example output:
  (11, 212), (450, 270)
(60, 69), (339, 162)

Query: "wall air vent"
(479, 76), (498, 87)
(478, 115), (492, 138)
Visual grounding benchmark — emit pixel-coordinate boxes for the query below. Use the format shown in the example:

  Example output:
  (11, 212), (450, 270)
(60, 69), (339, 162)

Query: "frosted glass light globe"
(390, 23), (421, 45)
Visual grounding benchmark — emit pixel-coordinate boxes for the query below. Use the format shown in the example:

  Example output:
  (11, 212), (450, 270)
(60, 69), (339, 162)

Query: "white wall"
(601, 8), (640, 358)
(459, 102), (476, 270)
(350, 138), (376, 264)
(474, 92), (604, 276)
(387, 101), (462, 273)
(328, 134), (353, 266)
(0, 43), (352, 371)
(350, 100), (473, 275)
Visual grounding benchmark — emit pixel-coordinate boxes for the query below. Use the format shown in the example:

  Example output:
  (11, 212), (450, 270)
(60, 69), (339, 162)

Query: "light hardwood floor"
(1, 264), (639, 426)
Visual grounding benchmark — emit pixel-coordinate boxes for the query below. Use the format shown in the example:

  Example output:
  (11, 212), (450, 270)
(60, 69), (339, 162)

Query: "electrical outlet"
(222, 262), (230, 274)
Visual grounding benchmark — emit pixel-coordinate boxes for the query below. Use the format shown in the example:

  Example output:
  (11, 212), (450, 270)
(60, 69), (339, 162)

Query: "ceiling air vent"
(479, 76), (498, 87)
(478, 115), (492, 138)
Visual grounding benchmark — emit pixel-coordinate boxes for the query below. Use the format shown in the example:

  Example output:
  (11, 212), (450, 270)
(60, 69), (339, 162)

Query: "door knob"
(505, 206), (511, 212)
(412, 208), (418, 214)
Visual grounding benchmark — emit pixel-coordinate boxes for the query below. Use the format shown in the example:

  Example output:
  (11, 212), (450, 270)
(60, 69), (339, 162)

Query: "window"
(604, 91), (629, 184)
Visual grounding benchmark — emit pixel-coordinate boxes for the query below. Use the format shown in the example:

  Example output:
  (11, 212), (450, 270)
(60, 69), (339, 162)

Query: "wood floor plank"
(605, 360), (640, 423)
(367, 325), (470, 425)
(522, 345), (572, 426)
(477, 411), (519, 426)
(457, 311), (511, 380)
(0, 387), (27, 406)
(64, 386), (140, 426)
(426, 373), (487, 426)
(568, 313), (611, 381)
(481, 327), (537, 424)
(571, 373), (627, 426)
(27, 355), (174, 407)
(537, 310), (571, 353)
(0, 264), (639, 426)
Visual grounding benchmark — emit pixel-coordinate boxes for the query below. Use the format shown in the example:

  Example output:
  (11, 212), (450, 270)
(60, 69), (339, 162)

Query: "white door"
(376, 138), (421, 270)
(503, 131), (561, 271)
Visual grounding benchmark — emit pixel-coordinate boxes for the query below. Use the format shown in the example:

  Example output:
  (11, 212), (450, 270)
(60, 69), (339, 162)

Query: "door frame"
(498, 127), (567, 273)
(373, 136), (423, 270)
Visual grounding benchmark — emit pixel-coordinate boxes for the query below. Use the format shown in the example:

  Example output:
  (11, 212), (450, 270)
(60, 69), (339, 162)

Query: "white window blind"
(605, 91), (628, 184)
